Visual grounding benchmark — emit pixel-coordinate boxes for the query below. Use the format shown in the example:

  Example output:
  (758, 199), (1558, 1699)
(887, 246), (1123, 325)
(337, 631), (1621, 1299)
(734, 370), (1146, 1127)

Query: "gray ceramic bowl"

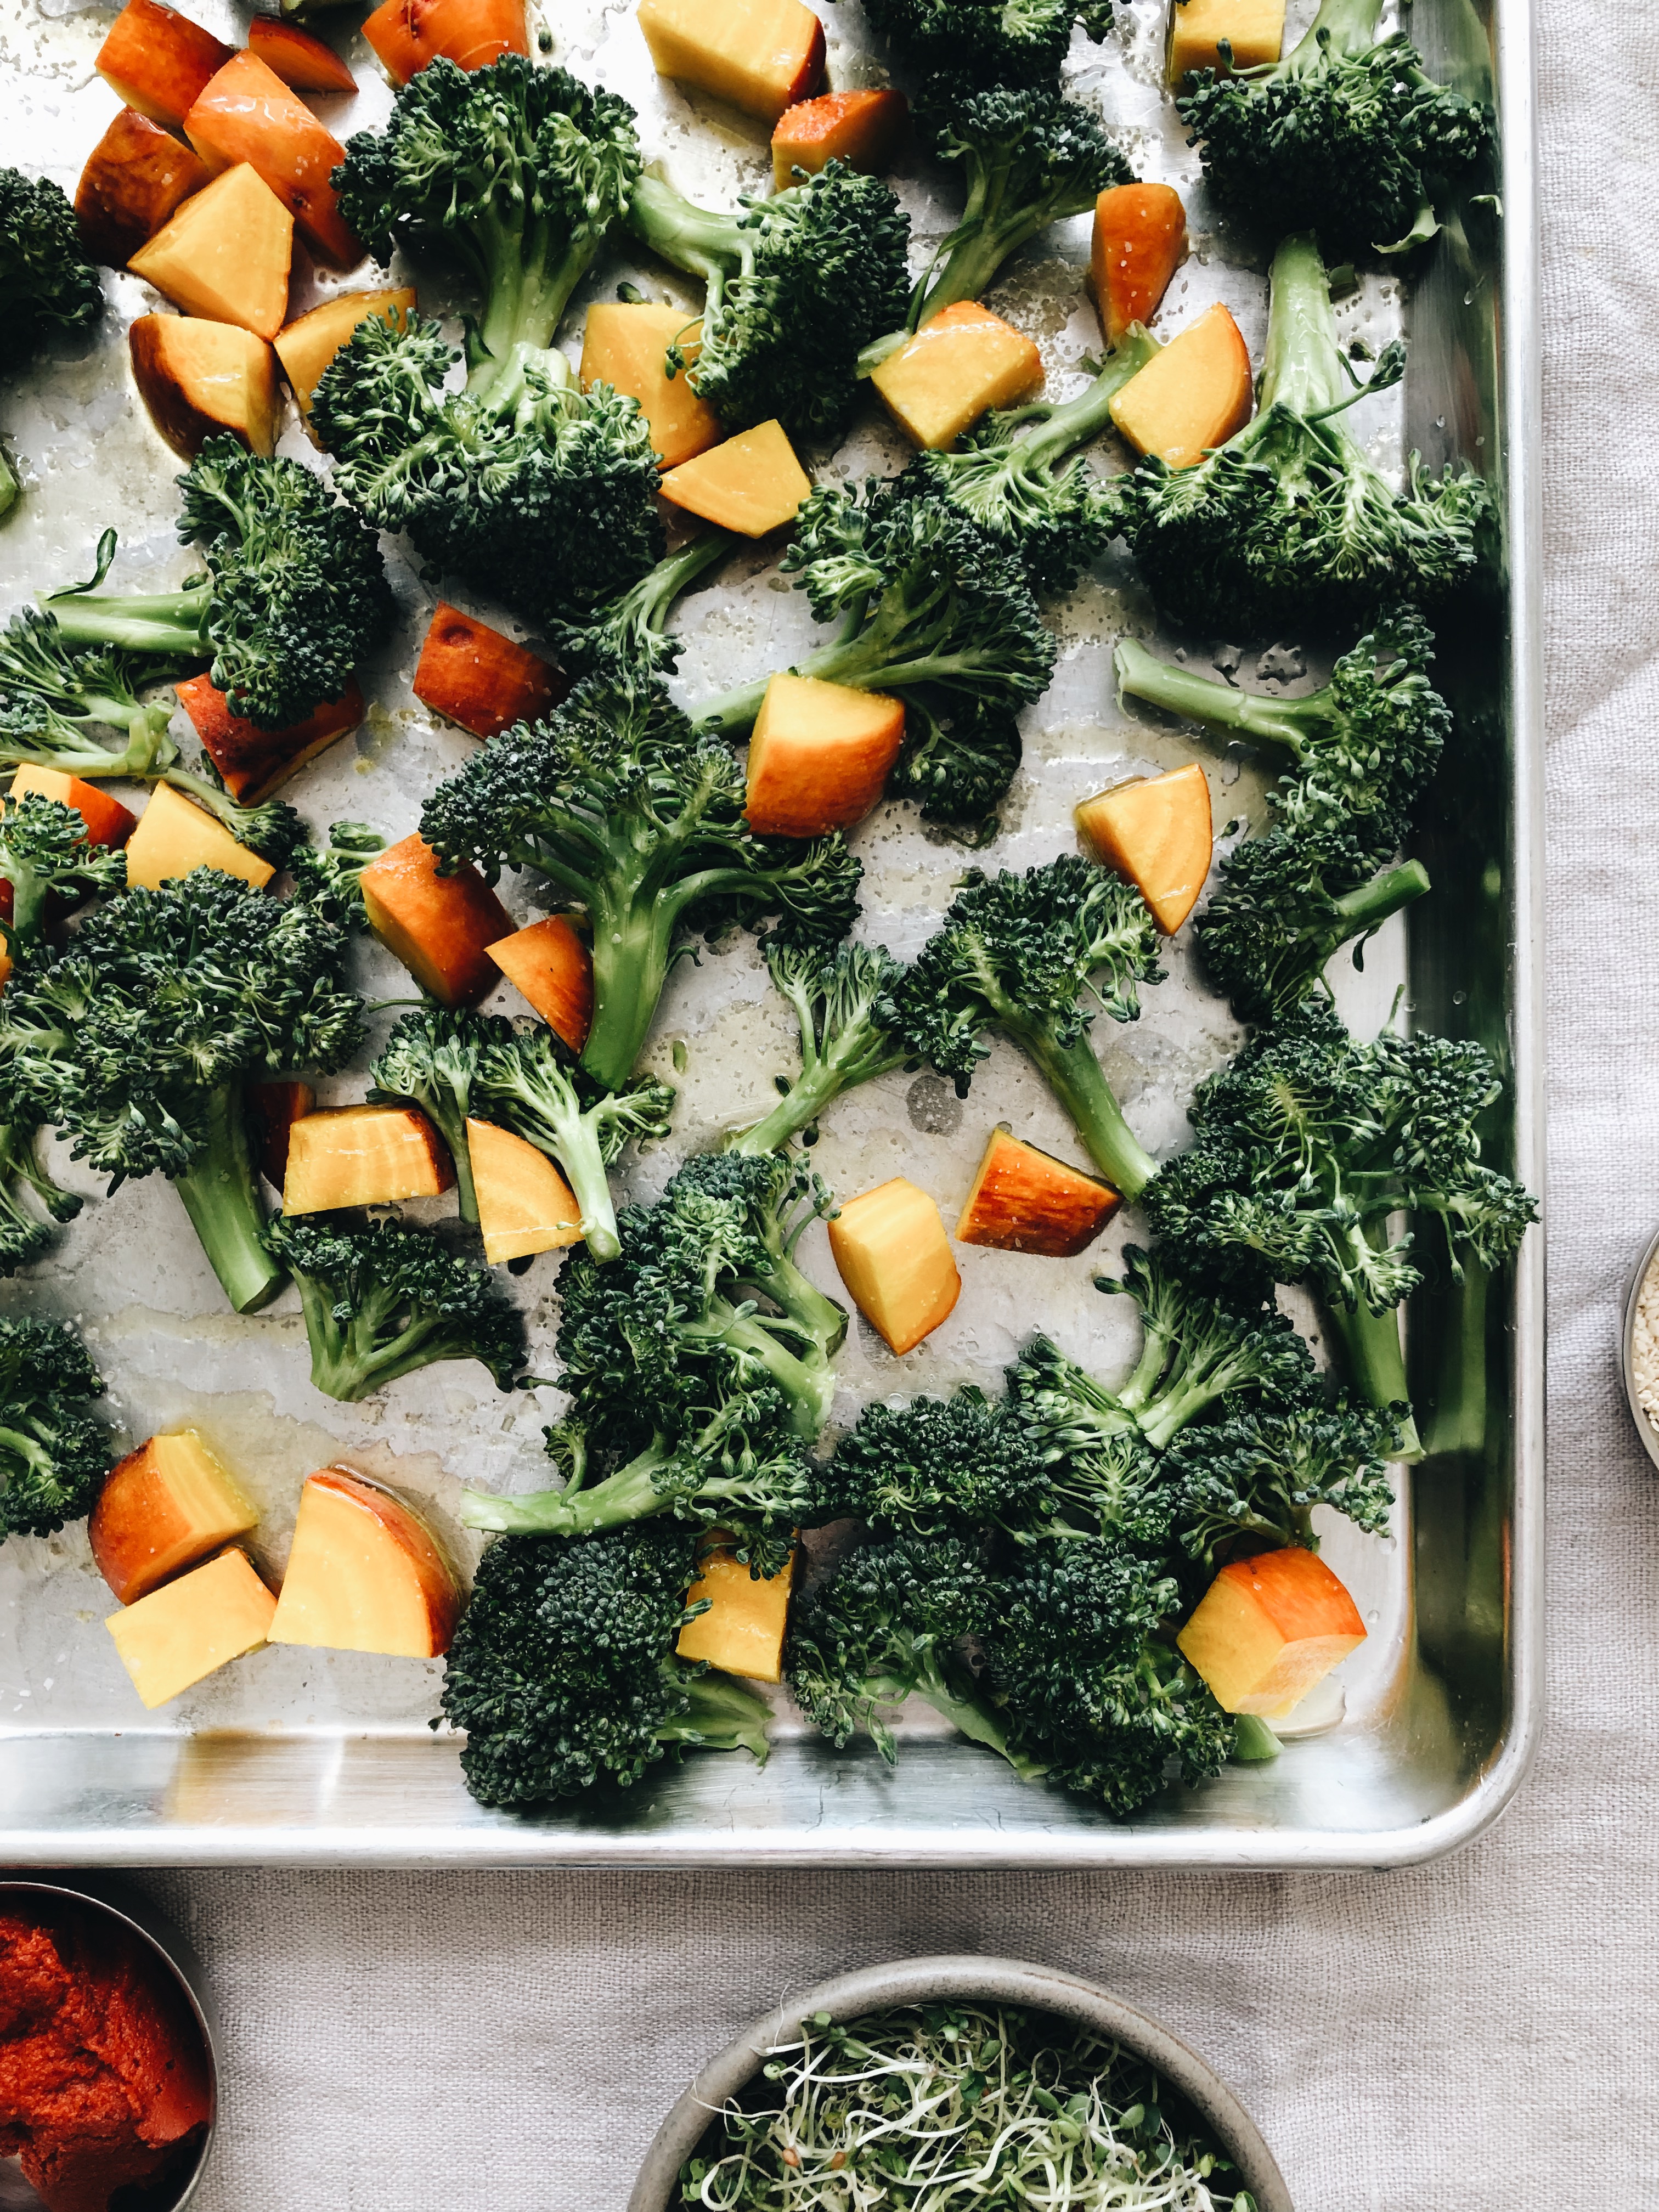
(1623, 1225), (1659, 1473)
(627, 1955), (1291, 2212)
(0, 1876), (218, 2211)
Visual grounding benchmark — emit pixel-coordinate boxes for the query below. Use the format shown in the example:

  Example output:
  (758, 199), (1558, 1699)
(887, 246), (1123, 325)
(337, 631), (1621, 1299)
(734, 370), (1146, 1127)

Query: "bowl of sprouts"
(627, 1956), (1291, 2212)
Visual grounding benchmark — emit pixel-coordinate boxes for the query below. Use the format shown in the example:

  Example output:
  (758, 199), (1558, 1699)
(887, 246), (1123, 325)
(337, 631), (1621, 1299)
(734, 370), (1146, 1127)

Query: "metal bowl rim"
(1621, 1226), (1659, 1472)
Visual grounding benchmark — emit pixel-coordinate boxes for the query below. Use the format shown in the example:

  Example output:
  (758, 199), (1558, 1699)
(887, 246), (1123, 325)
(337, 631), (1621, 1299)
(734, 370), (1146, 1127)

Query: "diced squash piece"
(1075, 762), (1213, 935)
(771, 88), (908, 189)
(91, 1431), (258, 1606)
(1108, 302), (1252, 469)
(871, 301), (1043, 450)
(1091, 182), (1188, 348)
(105, 1548), (275, 1709)
(128, 164), (292, 342)
(125, 782), (275, 893)
(9, 766), (136, 848)
(1177, 1547), (1365, 1718)
(485, 916), (594, 1051)
(363, 0), (531, 84)
(248, 19), (359, 93)
(359, 833), (515, 1007)
(467, 1116), (583, 1263)
(246, 1079), (315, 1192)
(174, 673), (364, 802)
(828, 1176), (960, 1356)
(580, 302), (722, 471)
(746, 672), (904, 837)
(282, 1103), (455, 1214)
(1167, 0), (1285, 82)
(76, 108), (213, 270)
(953, 1127), (1120, 1256)
(677, 1539), (795, 1682)
(267, 1467), (461, 1658)
(274, 289), (417, 424)
(660, 420), (811, 536)
(412, 602), (565, 738)
(96, 0), (234, 129)
(638, 0), (825, 123)
(184, 52), (359, 268)
(129, 317), (282, 460)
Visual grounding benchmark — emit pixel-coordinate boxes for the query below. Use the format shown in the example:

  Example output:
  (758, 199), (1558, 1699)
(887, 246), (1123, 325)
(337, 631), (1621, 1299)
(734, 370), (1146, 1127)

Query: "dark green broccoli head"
(863, 0), (1113, 88)
(1164, 1394), (1396, 1571)
(0, 1316), (109, 1540)
(0, 168), (103, 374)
(1176, 0), (1493, 258)
(0, 1119), (82, 1277)
(900, 417), (1125, 601)
(0, 792), (125, 946)
(824, 1387), (1058, 1536)
(442, 1523), (771, 1805)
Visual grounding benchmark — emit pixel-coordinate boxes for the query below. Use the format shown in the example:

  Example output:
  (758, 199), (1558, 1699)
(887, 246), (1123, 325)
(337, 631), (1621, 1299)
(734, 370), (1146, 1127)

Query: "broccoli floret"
(368, 1005), (493, 1228)
(981, 1539), (1232, 1818)
(785, 1531), (1026, 1768)
(0, 610), (179, 781)
(284, 821), (387, 929)
(265, 1215), (526, 1401)
(1164, 1395), (1396, 1571)
(1176, 0), (1493, 258)
(697, 482), (1057, 835)
(0, 170), (103, 520)
(441, 1524), (772, 1806)
(0, 792), (124, 949)
(897, 329), (1158, 594)
(823, 1388), (1059, 1537)
(315, 59), (661, 628)
(725, 940), (919, 1156)
(1147, 1003), (1538, 1458)
(625, 163), (911, 444)
(42, 442), (394, 730)
(0, 1317), (109, 1540)
(858, 87), (1132, 375)
(419, 676), (861, 1091)
(550, 531), (737, 683)
(0, 872), (363, 1313)
(0, 1118), (81, 1276)
(1121, 235), (1488, 636)
(861, 0), (1114, 91)
(892, 854), (1165, 1199)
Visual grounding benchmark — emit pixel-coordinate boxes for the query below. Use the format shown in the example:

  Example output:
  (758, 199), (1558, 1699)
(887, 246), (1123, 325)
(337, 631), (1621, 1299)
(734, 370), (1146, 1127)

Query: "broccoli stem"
(705, 1303), (839, 1438)
(1014, 1026), (1158, 1201)
(1420, 1254), (1489, 1458)
(292, 1276), (450, 1401)
(986, 337), (1160, 475)
(856, 164), (1070, 375)
(581, 903), (674, 1092)
(726, 1013), (908, 1157)
(467, 200), (597, 397)
(170, 1082), (286, 1314)
(915, 1650), (1050, 1780)
(518, 1111), (620, 1262)
(660, 1666), (772, 1760)
(698, 597), (1008, 741)
(624, 174), (743, 300)
(1116, 635), (1333, 759)
(1283, 0), (1385, 76)
(1324, 1293), (1424, 1461)
(0, 448), (18, 520)
(462, 1439), (669, 1533)
(1259, 232), (1348, 418)
(1333, 859), (1432, 936)
(46, 588), (210, 663)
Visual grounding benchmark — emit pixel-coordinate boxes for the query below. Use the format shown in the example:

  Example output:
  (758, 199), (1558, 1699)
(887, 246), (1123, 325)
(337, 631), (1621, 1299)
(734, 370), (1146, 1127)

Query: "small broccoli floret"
(625, 163), (911, 444)
(981, 1539), (1232, 1817)
(1146, 1003), (1538, 1457)
(369, 1005), (494, 1228)
(42, 441), (394, 730)
(0, 169), (104, 520)
(823, 1388), (1059, 1537)
(442, 1524), (772, 1806)
(0, 792), (124, 948)
(419, 676), (861, 1091)
(858, 87), (1132, 375)
(0, 610), (179, 781)
(285, 821), (387, 930)
(0, 872), (363, 1313)
(1121, 235), (1488, 637)
(1164, 1395), (1396, 1571)
(697, 483), (1057, 834)
(861, 0), (1114, 91)
(785, 1531), (1022, 1768)
(1176, 0), (1493, 258)
(892, 854), (1164, 1198)
(725, 940), (919, 1156)
(550, 531), (737, 683)
(0, 1119), (81, 1275)
(265, 1215), (526, 1401)
(0, 1316), (109, 1541)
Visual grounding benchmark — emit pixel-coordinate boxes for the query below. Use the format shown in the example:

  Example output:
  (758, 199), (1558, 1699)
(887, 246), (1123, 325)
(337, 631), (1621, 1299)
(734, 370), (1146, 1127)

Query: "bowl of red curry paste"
(0, 1881), (216, 2212)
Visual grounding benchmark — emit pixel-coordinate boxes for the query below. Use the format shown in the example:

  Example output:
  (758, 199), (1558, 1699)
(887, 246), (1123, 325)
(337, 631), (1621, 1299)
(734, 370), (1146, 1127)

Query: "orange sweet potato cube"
(580, 302), (722, 471)
(1075, 761), (1213, 935)
(638, 0), (825, 123)
(676, 1539), (795, 1682)
(128, 163), (294, 342)
(1108, 302), (1253, 469)
(359, 833), (515, 1007)
(1177, 1547), (1365, 1718)
(105, 1548), (276, 1708)
(870, 301), (1043, 450)
(659, 420), (811, 535)
(1091, 182), (1188, 348)
(96, 0), (234, 129)
(412, 602), (565, 738)
(248, 18), (358, 92)
(283, 1103), (456, 1214)
(176, 673), (364, 804)
(184, 51), (359, 268)
(771, 88), (907, 189)
(828, 1176), (960, 1355)
(363, 0), (531, 84)
(76, 107), (213, 269)
(246, 1079), (316, 1192)
(953, 1127), (1120, 1256)
(486, 915), (594, 1051)
(466, 1116), (583, 1263)
(1167, 0), (1285, 81)
(746, 672), (904, 838)
(125, 782), (275, 893)
(129, 317), (283, 460)
(266, 1468), (461, 1658)
(90, 1430), (258, 1605)
(9, 765), (136, 848)
(274, 289), (417, 426)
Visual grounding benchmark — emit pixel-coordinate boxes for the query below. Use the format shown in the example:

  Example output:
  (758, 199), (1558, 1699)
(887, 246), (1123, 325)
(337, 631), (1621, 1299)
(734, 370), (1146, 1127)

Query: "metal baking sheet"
(0, 0), (1542, 1865)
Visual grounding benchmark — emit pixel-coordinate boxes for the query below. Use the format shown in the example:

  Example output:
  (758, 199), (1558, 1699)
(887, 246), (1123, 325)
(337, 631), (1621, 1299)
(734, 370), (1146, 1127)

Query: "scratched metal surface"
(0, 0), (1543, 1864)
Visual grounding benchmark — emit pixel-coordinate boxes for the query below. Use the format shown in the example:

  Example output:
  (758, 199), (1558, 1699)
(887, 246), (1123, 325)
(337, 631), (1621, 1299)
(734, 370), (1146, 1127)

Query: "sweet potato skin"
(174, 673), (364, 803)
(953, 1127), (1120, 1256)
(362, 0), (531, 84)
(248, 19), (358, 92)
(75, 108), (213, 269)
(412, 603), (565, 738)
(184, 52), (359, 268)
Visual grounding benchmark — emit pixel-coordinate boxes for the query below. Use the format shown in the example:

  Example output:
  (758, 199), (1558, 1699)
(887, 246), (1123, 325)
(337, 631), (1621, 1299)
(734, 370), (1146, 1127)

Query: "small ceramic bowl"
(627, 1954), (1291, 2212)
(0, 1876), (218, 2211)
(1623, 1224), (1659, 1473)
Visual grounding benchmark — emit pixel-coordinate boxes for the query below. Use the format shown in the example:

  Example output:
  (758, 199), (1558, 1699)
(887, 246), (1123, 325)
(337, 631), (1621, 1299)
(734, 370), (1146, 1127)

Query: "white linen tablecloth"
(133, 3), (1659, 2203)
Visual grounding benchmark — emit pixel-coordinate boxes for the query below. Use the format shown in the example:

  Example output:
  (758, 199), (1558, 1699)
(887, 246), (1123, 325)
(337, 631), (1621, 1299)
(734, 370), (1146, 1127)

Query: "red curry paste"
(0, 1903), (211, 2211)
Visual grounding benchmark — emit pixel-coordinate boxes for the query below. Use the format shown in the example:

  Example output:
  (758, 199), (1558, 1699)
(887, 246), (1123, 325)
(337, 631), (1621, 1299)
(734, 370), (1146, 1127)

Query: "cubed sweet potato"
(580, 302), (722, 471)
(1108, 302), (1252, 469)
(129, 316), (283, 459)
(174, 673), (364, 803)
(184, 52), (359, 268)
(746, 672), (904, 837)
(96, 0), (234, 129)
(1167, 0), (1285, 82)
(363, 0), (530, 82)
(638, 0), (824, 123)
(412, 603), (565, 737)
(771, 88), (907, 189)
(124, 782), (275, 893)
(283, 1103), (455, 1214)
(485, 916), (593, 1050)
(1091, 183), (1188, 348)
(953, 1126), (1120, 1255)
(359, 833), (515, 1007)
(870, 301), (1043, 449)
(76, 108), (213, 270)
(127, 162), (294, 341)
(248, 19), (358, 93)
(246, 1079), (316, 1192)
(827, 1176), (959, 1355)
(659, 419), (811, 535)
(9, 765), (136, 848)
(1075, 761), (1213, 935)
